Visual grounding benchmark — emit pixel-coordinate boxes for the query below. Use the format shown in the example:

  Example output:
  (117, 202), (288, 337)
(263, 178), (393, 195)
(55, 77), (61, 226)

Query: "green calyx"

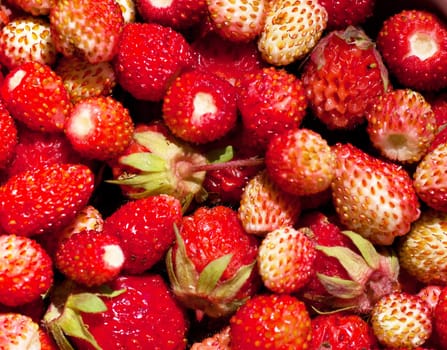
(166, 225), (255, 318)
(43, 280), (125, 350)
(107, 130), (234, 209)
(315, 230), (399, 301)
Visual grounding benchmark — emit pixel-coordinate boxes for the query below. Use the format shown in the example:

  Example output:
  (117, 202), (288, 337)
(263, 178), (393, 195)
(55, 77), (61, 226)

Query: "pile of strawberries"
(0, 0), (447, 349)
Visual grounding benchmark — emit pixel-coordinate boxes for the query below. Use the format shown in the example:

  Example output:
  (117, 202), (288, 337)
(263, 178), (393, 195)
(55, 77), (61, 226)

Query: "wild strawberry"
(366, 89), (437, 163)
(103, 194), (182, 274)
(317, 0), (375, 29)
(49, 0), (124, 64)
(0, 234), (53, 307)
(0, 100), (17, 169)
(258, 226), (317, 293)
(0, 163), (94, 237)
(162, 69), (238, 144)
(190, 326), (231, 350)
(55, 229), (125, 287)
(65, 96), (134, 161)
(207, 0), (266, 43)
(0, 313), (49, 349)
(7, 0), (55, 16)
(1, 61), (72, 132)
(237, 169), (302, 236)
(44, 275), (189, 350)
(0, 16), (57, 70)
(418, 285), (443, 314)
(434, 286), (447, 349)
(55, 56), (117, 103)
(191, 31), (264, 85)
(4, 126), (83, 179)
(428, 92), (447, 131)
(398, 209), (447, 285)
(413, 143), (447, 212)
(311, 312), (380, 350)
(265, 128), (335, 196)
(37, 204), (104, 258)
(114, 22), (193, 101)
(107, 122), (209, 206)
(301, 26), (390, 130)
(371, 291), (432, 349)
(258, 0), (327, 66)
(136, 0), (207, 30)
(116, 0), (137, 23)
(166, 205), (260, 318)
(331, 143), (420, 245)
(229, 293), (312, 349)
(236, 66), (308, 149)
(377, 9), (447, 91)
(299, 215), (400, 313)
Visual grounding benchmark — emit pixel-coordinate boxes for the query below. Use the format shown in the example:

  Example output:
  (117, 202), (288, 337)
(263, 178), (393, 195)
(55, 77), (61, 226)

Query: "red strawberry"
(258, 226), (317, 293)
(236, 66), (308, 149)
(136, 0), (207, 30)
(49, 0), (124, 64)
(0, 234), (53, 307)
(114, 22), (193, 101)
(190, 326), (231, 350)
(55, 229), (125, 287)
(302, 25), (390, 130)
(191, 31), (264, 85)
(237, 169), (302, 236)
(163, 69), (238, 144)
(55, 56), (117, 103)
(331, 143), (420, 245)
(0, 100), (17, 169)
(45, 274), (189, 350)
(1, 61), (72, 132)
(0, 163), (94, 236)
(376, 9), (447, 91)
(413, 143), (447, 212)
(5, 125), (83, 179)
(0, 313), (51, 349)
(366, 89), (437, 163)
(64, 96), (135, 161)
(317, 0), (375, 29)
(265, 128), (335, 196)
(258, 0), (328, 66)
(311, 312), (380, 350)
(207, 0), (266, 43)
(418, 285), (443, 314)
(0, 16), (57, 70)
(229, 293), (312, 350)
(434, 286), (447, 349)
(103, 194), (183, 274)
(166, 205), (261, 318)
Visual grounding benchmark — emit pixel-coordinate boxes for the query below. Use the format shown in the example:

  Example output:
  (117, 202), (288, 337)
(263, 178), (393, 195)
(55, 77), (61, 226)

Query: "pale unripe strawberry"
(258, 226), (316, 293)
(238, 169), (302, 236)
(258, 0), (327, 66)
(207, 0), (266, 43)
(0, 16), (57, 69)
(398, 209), (447, 285)
(371, 292), (432, 349)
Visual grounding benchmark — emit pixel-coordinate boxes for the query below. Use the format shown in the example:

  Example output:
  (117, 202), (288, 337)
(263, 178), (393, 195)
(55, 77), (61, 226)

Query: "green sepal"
(316, 245), (372, 284)
(66, 293), (107, 313)
(206, 145), (234, 164)
(168, 225), (199, 293)
(118, 152), (167, 172)
(58, 307), (102, 350)
(46, 321), (76, 350)
(213, 260), (256, 300)
(317, 273), (364, 299)
(341, 230), (381, 270)
(133, 130), (181, 157)
(197, 253), (233, 295)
